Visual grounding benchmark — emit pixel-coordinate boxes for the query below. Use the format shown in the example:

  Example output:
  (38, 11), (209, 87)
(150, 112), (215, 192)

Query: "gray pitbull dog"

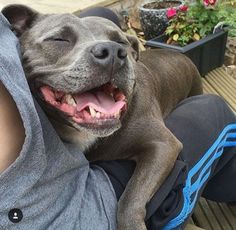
(3, 5), (202, 230)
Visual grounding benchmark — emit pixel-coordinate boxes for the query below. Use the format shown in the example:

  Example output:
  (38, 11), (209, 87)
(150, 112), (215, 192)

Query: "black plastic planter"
(145, 30), (228, 76)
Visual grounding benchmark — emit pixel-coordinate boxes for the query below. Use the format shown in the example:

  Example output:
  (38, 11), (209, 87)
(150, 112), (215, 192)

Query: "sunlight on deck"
(0, 0), (118, 13)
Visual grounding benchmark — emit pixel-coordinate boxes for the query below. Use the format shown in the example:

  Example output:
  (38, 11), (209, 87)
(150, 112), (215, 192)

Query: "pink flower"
(166, 8), (177, 19)
(179, 5), (188, 11)
(203, 0), (218, 8)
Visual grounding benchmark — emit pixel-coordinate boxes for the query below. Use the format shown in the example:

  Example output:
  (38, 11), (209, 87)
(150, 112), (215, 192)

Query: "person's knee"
(179, 94), (228, 112)
(78, 7), (121, 28)
(167, 94), (231, 126)
(202, 94), (226, 105)
(202, 94), (233, 116)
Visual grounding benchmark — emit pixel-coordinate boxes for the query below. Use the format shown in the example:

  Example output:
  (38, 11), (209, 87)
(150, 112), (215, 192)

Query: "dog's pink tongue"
(74, 91), (126, 115)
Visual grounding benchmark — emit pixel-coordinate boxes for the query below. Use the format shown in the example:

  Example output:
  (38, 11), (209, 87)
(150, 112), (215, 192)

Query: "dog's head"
(2, 5), (139, 147)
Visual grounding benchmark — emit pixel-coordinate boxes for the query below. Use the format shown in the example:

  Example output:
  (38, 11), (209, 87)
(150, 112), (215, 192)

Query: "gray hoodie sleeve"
(0, 13), (117, 230)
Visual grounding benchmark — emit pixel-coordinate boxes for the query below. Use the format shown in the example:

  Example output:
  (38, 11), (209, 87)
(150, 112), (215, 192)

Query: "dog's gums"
(40, 82), (127, 124)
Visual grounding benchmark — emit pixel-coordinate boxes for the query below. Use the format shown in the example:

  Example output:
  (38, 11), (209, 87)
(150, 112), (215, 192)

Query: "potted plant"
(145, 0), (236, 76)
(139, 0), (184, 40)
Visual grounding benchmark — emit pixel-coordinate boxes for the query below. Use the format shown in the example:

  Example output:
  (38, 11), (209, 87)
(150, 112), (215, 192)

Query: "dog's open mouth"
(39, 82), (127, 125)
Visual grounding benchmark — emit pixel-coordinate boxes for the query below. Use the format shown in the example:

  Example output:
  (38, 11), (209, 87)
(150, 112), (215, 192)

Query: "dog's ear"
(126, 35), (139, 61)
(2, 4), (38, 37)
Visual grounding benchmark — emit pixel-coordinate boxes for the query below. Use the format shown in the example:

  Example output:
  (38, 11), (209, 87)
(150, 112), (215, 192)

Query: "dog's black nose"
(91, 42), (127, 68)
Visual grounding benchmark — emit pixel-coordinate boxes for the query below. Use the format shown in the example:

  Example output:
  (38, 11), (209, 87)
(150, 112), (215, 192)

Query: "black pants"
(94, 95), (236, 230)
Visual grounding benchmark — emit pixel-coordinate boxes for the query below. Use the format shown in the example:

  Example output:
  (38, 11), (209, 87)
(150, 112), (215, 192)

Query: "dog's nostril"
(118, 48), (127, 60)
(100, 49), (109, 59)
(91, 46), (110, 60)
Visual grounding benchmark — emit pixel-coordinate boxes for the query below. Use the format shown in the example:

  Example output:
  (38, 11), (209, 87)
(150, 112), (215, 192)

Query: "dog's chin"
(71, 117), (122, 137)
(45, 108), (122, 138)
(42, 103), (123, 138)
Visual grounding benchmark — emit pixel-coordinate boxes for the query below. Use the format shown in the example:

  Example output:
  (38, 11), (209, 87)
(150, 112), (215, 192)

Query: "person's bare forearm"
(0, 81), (25, 173)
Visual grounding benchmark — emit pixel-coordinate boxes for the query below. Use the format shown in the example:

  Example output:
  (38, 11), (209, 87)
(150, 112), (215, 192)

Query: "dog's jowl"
(3, 4), (202, 230)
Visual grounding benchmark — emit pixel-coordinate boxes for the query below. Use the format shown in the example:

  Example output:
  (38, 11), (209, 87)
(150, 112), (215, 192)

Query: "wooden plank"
(199, 198), (222, 230)
(210, 71), (236, 94)
(228, 205), (236, 218)
(206, 76), (236, 105)
(205, 77), (236, 110)
(0, 0), (119, 13)
(202, 79), (235, 112)
(73, 0), (119, 15)
(218, 203), (236, 229)
(208, 72), (236, 96)
(185, 224), (206, 230)
(203, 68), (236, 112)
(217, 68), (236, 85)
(192, 202), (212, 230)
(188, 217), (195, 225)
(202, 79), (219, 95)
(207, 200), (233, 230)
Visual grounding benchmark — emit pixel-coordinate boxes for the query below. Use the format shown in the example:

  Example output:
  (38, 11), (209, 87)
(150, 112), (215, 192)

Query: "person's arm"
(0, 81), (25, 173)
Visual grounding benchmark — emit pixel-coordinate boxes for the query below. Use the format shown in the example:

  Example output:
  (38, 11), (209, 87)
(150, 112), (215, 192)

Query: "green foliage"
(165, 10), (201, 46)
(164, 0), (236, 47)
(188, 0), (236, 37)
(221, 6), (236, 36)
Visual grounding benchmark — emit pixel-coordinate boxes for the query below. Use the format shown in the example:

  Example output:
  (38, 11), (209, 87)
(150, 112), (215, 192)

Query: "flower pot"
(145, 30), (228, 76)
(139, 0), (183, 40)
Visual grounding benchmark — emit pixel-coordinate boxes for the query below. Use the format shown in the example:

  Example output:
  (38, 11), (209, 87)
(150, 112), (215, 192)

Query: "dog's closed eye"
(43, 26), (76, 44)
(53, 38), (70, 42)
(44, 37), (70, 43)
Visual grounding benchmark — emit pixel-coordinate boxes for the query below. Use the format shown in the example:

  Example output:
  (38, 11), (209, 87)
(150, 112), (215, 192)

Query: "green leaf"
(193, 33), (201, 41)
(165, 28), (174, 35)
(173, 34), (179, 41)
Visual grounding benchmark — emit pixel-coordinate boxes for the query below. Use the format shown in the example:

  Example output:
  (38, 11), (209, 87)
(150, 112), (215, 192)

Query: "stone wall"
(224, 37), (236, 79)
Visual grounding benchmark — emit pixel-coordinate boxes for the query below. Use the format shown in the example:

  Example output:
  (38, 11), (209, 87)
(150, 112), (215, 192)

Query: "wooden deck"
(203, 68), (236, 112)
(0, 0), (119, 13)
(191, 198), (236, 230)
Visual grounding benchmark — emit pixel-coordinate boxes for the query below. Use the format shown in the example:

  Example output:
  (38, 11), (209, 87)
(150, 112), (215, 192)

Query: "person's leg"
(202, 156), (236, 202)
(95, 95), (236, 229)
(151, 95), (236, 230)
(78, 7), (121, 28)
(94, 94), (236, 230)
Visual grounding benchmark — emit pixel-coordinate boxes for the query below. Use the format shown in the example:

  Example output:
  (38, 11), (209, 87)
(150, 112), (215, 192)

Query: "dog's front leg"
(117, 127), (182, 230)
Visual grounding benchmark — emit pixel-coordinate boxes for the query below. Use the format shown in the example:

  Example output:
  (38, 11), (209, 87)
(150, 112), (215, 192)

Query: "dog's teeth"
(96, 112), (101, 119)
(89, 107), (96, 118)
(114, 112), (120, 119)
(110, 93), (114, 97)
(65, 94), (76, 106)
